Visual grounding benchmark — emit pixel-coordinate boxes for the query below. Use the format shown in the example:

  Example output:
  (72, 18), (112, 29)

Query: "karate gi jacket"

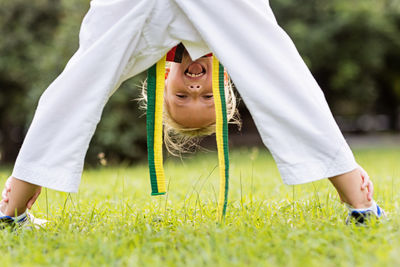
(12, 0), (357, 192)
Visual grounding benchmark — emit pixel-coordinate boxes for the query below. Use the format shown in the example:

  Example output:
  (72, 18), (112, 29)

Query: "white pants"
(12, 0), (357, 192)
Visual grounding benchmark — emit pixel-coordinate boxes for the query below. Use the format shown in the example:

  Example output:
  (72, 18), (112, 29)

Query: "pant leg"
(174, 0), (357, 185)
(12, 0), (158, 192)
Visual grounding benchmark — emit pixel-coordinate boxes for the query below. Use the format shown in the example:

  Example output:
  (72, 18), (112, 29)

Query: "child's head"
(139, 51), (240, 155)
(165, 55), (215, 129)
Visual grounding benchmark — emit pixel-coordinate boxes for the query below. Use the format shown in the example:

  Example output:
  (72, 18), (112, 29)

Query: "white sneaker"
(345, 204), (386, 225)
(0, 212), (47, 229)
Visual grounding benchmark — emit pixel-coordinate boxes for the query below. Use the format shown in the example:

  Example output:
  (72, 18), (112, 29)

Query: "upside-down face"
(164, 52), (216, 128)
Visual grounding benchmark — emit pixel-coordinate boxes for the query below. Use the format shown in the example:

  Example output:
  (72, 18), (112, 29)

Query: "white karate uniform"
(12, 0), (357, 192)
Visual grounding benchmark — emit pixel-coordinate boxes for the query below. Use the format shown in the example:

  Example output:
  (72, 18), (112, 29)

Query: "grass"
(0, 147), (400, 267)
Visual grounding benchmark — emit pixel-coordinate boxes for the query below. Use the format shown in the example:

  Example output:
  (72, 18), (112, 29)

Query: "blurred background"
(0, 0), (399, 166)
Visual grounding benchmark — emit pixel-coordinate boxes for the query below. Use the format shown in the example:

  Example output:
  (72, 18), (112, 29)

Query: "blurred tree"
(271, 0), (400, 128)
(0, 0), (61, 162)
(0, 0), (147, 165)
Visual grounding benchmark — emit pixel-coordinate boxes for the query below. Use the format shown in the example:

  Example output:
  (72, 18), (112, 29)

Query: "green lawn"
(1, 148), (399, 266)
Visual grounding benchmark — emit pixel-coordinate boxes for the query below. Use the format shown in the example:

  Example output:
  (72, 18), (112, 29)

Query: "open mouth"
(184, 62), (206, 78)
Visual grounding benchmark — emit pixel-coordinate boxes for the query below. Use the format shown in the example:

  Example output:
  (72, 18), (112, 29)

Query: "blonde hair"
(138, 67), (241, 156)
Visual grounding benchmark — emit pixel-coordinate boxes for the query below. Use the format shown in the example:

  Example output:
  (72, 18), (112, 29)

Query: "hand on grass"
(1, 177), (42, 209)
(358, 166), (374, 202)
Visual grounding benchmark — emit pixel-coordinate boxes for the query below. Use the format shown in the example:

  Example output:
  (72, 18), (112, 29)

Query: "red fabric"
(166, 43), (212, 62)
(166, 46), (177, 62)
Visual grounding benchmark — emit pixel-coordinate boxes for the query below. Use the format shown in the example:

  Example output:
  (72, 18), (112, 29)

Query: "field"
(1, 148), (399, 266)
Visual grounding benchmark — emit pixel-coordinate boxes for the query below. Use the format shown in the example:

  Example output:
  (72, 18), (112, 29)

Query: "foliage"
(0, 148), (399, 266)
(0, 0), (147, 164)
(0, 0), (62, 161)
(271, 0), (400, 123)
(0, 0), (400, 163)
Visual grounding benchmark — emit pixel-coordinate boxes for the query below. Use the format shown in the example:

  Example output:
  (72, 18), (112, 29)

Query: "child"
(138, 44), (240, 155)
(1, 0), (384, 226)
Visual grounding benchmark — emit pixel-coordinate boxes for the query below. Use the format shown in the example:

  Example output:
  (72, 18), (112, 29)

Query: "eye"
(176, 94), (187, 99)
(203, 94), (213, 99)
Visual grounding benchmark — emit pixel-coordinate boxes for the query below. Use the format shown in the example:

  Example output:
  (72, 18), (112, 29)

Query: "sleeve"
(12, 0), (155, 192)
(174, 0), (357, 185)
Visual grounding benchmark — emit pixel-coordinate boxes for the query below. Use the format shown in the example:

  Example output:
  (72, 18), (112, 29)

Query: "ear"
(165, 67), (170, 80)
(224, 70), (229, 87)
(164, 78), (168, 100)
(164, 67), (170, 94)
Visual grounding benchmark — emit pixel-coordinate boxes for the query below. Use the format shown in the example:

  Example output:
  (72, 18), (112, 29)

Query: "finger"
(5, 179), (11, 188)
(27, 188), (42, 209)
(2, 188), (9, 202)
(361, 173), (370, 189)
(358, 167), (369, 189)
(5, 177), (11, 191)
(2, 177), (11, 201)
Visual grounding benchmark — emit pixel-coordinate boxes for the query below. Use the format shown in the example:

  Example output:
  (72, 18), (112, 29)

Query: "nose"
(188, 84), (201, 91)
